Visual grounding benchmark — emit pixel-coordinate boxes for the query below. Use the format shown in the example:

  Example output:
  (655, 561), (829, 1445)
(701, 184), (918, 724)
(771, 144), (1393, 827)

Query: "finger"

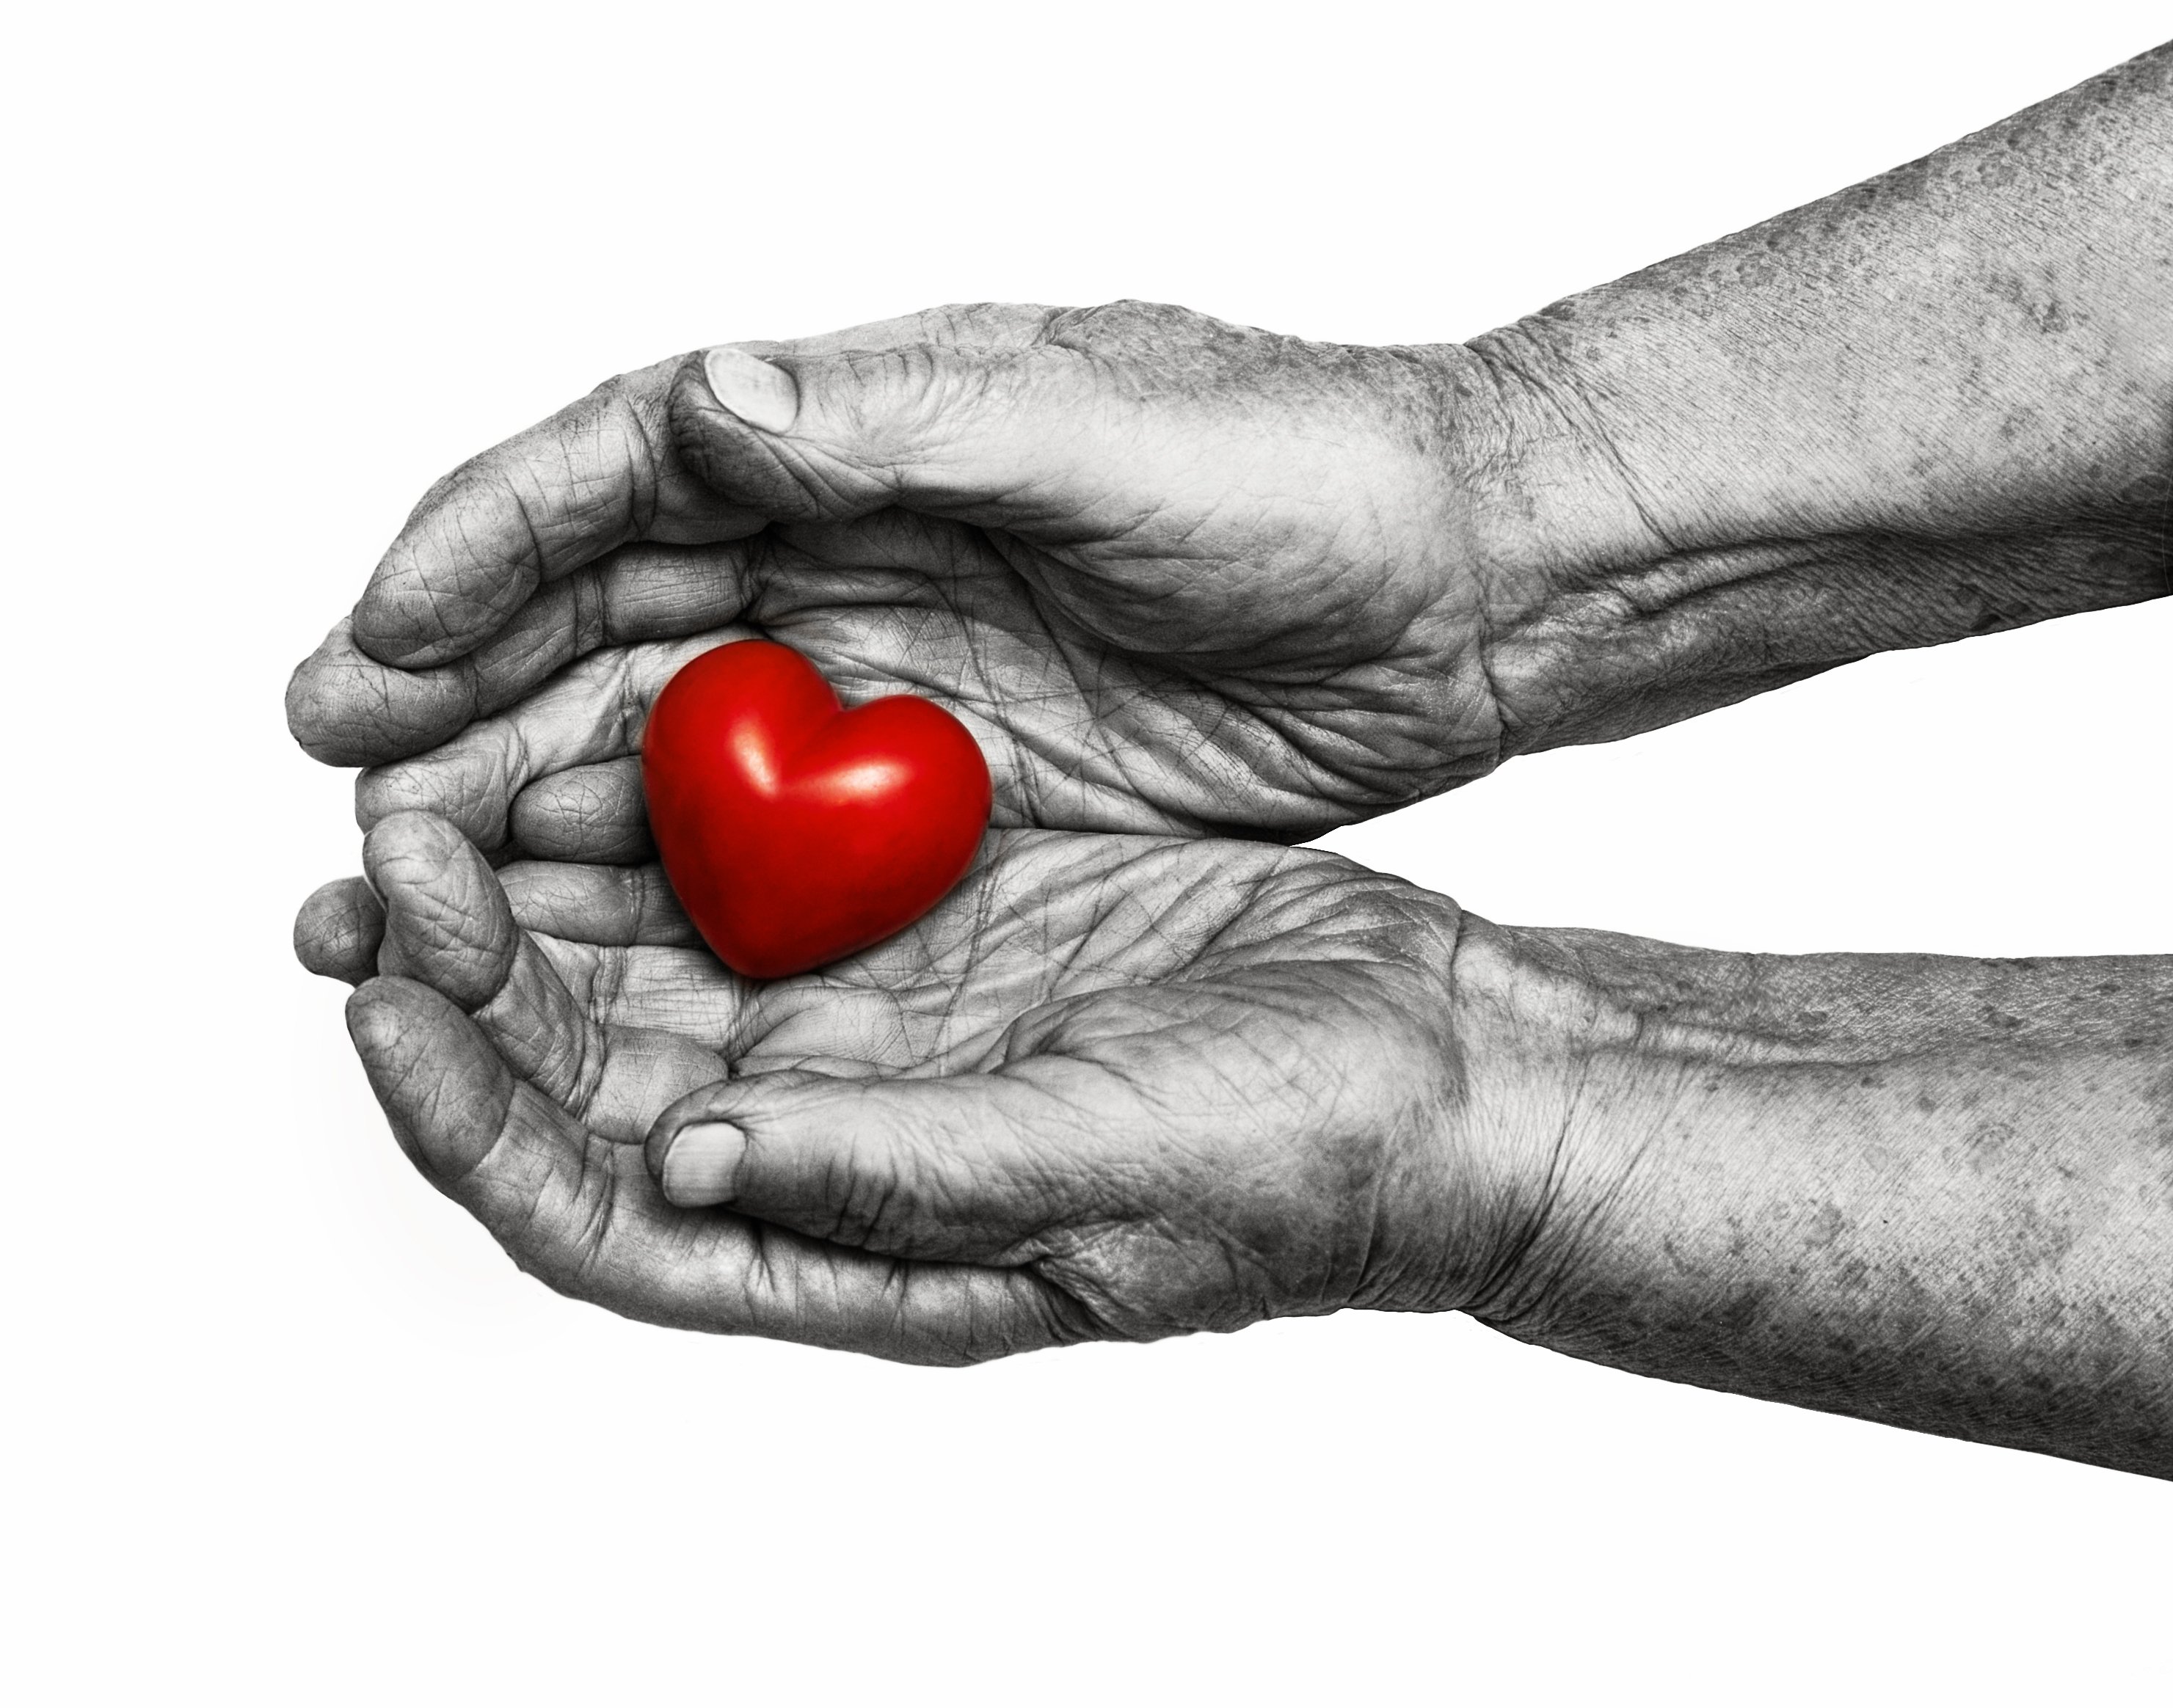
(501, 861), (696, 948)
(644, 1062), (1117, 1266)
(291, 577), (608, 767)
(352, 631), (737, 851)
(336, 305), (1062, 682)
(365, 809), (520, 1006)
(672, 300), (1296, 539)
(292, 541), (765, 768)
(672, 335), (1099, 527)
(508, 759), (651, 864)
(340, 307), (1054, 679)
(294, 876), (384, 984)
(671, 301), (1074, 536)
(349, 358), (768, 671)
(346, 976), (1077, 1363)
(496, 859), (783, 1074)
(346, 974), (523, 1184)
(365, 810), (727, 1141)
(288, 618), (481, 768)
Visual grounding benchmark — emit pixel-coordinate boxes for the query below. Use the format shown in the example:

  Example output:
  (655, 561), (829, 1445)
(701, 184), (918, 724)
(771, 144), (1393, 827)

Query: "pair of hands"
(291, 302), (1613, 1358)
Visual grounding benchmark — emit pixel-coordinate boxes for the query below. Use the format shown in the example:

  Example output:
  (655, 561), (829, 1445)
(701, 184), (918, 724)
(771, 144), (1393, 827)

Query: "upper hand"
(288, 302), (1555, 844)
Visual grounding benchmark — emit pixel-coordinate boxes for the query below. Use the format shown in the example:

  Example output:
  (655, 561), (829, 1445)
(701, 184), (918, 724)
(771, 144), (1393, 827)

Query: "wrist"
(1336, 885), (1603, 1321)
(1456, 309), (2169, 758)
(1438, 922), (2173, 1474)
(1366, 902), (1658, 1324)
(1419, 912), (1651, 1328)
(1444, 47), (2173, 760)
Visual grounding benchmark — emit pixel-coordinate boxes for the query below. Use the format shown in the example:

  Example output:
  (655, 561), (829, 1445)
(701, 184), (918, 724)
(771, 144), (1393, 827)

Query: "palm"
(503, 828), (1411, 1116)
(707, 490), (1496, 837)
(320, 817), (1474, 1359)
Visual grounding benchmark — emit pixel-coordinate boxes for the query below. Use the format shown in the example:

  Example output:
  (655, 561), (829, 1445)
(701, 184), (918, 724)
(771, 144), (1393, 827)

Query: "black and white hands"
(290, 42), (2173, 1473)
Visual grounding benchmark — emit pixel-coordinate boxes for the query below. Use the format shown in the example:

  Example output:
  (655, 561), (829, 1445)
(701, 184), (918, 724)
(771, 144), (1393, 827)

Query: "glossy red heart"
(641, 640), (991, 979)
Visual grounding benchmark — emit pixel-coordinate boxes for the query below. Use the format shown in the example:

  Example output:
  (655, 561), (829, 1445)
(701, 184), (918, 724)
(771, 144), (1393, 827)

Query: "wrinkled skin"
(286, 302), (1562, 845)
(299, 812), (1530, 1362)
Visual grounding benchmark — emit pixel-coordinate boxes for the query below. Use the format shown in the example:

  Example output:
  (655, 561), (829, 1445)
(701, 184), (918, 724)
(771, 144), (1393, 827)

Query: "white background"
(7, 1), (2170, 1701)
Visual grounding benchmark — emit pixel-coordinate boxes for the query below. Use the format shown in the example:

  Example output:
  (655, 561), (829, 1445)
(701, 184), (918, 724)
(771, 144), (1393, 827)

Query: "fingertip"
(343, 973), (410, 1053)
(642, 1095), (698, 1181)
(668, 355), (826, 523)
(643, 1076), (742, 1183)
(362, 811), (520, 1010)
(699, 346), (801, 434)
(350, 555), (533, 672)
(343, 975), (452, 1092)
(284, 649), (343, 759)
(353, 764), (420, 836)
(507, 760), (652, 864)
(295, 877), (385, 985)
(286, 620), (476, 767)
(344, 975), (514, 1183)
(641, 1070), (1074, 1263)
(653, 1120), (747, 1207)
(360, 808), (468, 885)
(349, 604), (478, 673)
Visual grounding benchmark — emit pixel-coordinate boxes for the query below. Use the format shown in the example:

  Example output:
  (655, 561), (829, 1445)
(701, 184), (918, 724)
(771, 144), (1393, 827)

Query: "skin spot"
(1966, 1123), (2017, 1175)
(2006, 1200), (2081, 1271)
(1989, 272), (2075, 336)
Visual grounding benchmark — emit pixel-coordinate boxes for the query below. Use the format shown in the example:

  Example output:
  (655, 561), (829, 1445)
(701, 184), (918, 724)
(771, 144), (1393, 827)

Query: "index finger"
(349, 354), (764, 669)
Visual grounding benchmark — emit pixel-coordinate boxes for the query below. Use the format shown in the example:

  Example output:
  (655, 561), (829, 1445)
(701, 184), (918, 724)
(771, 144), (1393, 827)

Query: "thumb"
(645, 1065), (1111, 1266)
(671, 338), (1106, 528)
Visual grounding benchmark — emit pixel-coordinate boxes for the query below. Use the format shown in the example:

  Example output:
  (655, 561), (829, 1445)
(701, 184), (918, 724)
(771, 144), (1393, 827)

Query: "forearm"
(1453, 921), (2173, 1477)
(1460, 42), (2173, 752)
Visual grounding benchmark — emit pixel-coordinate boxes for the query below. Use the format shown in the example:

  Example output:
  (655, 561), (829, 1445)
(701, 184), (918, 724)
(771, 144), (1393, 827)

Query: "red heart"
(641, 640), (991, 979)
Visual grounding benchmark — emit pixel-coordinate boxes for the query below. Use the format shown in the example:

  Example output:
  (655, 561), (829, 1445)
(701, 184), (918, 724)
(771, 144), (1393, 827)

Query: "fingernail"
(660, 1121), (746, 1206)
(700, 347), (799, 434)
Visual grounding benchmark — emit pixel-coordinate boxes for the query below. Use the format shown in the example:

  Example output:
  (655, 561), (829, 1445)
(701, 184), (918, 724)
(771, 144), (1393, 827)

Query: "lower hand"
(296, 811), (1540, 1360)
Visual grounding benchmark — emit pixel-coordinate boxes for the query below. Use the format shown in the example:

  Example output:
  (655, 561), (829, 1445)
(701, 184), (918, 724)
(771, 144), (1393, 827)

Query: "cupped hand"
(296, 810), (1548, 1360)
(288, 302), (1570, 844)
